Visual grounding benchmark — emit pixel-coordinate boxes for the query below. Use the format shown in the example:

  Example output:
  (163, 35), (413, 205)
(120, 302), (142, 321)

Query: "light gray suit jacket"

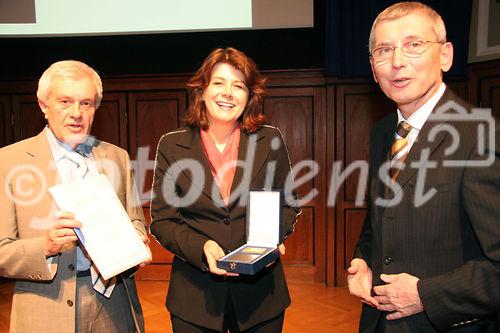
(0, 130), (147, 332)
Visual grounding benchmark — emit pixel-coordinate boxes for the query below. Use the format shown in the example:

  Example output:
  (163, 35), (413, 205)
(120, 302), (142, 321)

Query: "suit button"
(383, 256), (392, 265)
(68, 264), (75, 271)
(223, 218), (230, 225)
(67, 300), (74, 307)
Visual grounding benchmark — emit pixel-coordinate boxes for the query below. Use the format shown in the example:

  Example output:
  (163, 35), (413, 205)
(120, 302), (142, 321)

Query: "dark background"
(0, 0), (471, 79)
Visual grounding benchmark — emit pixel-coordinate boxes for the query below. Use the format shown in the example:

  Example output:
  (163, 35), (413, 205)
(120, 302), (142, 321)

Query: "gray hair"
(37, 60), (103, 107)
(368, 2), (447, 54)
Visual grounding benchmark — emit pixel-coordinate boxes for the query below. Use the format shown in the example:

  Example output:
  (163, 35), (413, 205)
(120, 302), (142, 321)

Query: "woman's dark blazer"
(150, 125), (301, 331)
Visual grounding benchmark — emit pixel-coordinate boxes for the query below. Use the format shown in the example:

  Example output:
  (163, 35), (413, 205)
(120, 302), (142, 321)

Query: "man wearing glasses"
(348, 2), (499, 332)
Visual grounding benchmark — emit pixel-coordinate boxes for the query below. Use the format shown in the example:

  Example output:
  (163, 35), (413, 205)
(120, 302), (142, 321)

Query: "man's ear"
(369, 58), (379, 83)
(440, 42), (454, 73)
(38, 99), (49, 119)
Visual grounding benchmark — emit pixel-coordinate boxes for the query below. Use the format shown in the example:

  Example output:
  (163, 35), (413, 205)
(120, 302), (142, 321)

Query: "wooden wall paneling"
(263, 86), (326, 283)
(135, 207), (174, 281)
(479, 76), (500, 119)
(12, 95), (46, 141)
(468, 59), (500, 108)
(333, 84), (394, 286)
(284, 207), (314, 266)
(343, 209), (367, 274)
(128, 91), (187, 280)
(325, 85), (335, 286)
(468, 61), (500, 163)
(91, 93), (128, 150)
(103, 75), (188, 92)
(0, 95), (12, 148)
(128, 91), (187, 204)
(263, 70), (326, 88)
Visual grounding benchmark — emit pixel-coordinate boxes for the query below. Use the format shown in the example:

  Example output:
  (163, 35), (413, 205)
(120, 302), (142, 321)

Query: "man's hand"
(44, 211), (81, 257)
(373, 273), (424, 320)
(347, 258), (379, 307)
(138, 234), (152, 268)
(264, 243), (286, 268)
(278, 243), (286, 255)
(203, 240), (238, 276)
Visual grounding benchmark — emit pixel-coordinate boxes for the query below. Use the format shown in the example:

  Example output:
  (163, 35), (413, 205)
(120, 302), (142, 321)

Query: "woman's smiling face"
(202, 62), (249, 127)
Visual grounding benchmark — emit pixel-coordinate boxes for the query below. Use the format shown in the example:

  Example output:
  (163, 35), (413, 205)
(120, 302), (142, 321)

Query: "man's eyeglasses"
(370, 40), (444, 63)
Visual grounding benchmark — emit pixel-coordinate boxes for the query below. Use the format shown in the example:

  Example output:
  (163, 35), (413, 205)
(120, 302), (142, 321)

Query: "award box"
(217, 190), (283, 275)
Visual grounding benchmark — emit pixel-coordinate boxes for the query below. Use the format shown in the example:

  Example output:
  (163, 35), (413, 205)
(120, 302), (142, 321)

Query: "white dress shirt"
(45, 127), (99, 271)
(396, 82), (446, 151)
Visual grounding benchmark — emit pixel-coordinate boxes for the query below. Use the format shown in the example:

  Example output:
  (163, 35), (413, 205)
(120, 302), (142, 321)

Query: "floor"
(0, 279), (361, 332)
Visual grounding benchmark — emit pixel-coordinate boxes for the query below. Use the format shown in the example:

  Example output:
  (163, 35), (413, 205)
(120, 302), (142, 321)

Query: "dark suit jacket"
(150, 125), (301, 331)
(355, 88), (500, 333)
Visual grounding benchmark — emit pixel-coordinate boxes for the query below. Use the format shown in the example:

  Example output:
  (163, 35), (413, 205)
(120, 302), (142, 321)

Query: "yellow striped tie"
(390, 121), (413, 180)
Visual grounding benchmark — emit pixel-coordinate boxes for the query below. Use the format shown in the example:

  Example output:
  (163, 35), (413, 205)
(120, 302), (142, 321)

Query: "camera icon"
(426, 100), (495, 167)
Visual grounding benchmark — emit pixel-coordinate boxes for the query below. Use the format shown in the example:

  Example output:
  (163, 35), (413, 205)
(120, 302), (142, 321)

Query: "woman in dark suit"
(150, 47), (301, 333)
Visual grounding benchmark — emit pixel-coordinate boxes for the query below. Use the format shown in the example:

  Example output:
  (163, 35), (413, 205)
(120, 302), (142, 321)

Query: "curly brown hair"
(183, 47), (266, 133)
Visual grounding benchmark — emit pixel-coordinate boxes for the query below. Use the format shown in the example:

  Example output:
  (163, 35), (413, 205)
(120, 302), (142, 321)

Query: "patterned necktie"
(70, 149), (117, 298)
(389, 121), (413, 180)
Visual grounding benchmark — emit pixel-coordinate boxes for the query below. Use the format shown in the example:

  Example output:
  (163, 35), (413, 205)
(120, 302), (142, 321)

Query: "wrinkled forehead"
(48, 76), (98, 99)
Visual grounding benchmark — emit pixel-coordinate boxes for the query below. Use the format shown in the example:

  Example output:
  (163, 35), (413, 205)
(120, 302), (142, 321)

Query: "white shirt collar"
(45, 126), (72, 163)
(397, 82), (446, 131)
(44, 126), (94, 162)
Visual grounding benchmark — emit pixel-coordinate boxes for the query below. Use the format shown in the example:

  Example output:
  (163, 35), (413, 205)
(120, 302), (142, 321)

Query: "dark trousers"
(171, 313), (284, 333)
(75, 275), (137, 333)
(171, 293), (284, 333)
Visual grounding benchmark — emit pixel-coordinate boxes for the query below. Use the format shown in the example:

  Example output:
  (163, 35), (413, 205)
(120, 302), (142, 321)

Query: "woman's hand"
(203, 240), (238, 276)
(278, 243), (286, 255)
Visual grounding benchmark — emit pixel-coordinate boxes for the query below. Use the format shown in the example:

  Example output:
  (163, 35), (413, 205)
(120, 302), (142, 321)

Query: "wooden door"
(479, 76), (500, 119)
(127, 91), (188, 280)
(0, 95), (12, 148)
(91, 93), (128, 149)
(329, 84), (394, 286)
(264, 86), (327, 283)
(12, 95), (45, 141)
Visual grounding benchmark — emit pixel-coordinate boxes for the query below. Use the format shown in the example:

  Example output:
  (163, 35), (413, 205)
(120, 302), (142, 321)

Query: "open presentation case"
(217, 190), (283, 275)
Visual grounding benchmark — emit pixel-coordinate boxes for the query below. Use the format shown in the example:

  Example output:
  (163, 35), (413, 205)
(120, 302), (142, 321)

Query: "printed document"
(49, 174), (150, 280)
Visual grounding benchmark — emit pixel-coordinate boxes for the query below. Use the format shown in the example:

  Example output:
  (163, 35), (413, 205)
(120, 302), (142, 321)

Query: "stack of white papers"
(49, 174), (150, 280)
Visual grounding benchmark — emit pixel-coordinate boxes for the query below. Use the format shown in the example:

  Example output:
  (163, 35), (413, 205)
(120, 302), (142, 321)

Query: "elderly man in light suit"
(0, 60), (151, 332)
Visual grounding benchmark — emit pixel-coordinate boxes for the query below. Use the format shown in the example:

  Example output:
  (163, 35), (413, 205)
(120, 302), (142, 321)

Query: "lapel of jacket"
(24, 130), (65, 235)
(91, 142), (121, 192)
(373, 114), (397, 201)
(171, 128), (221, 204)
(394, 88), (454, 191)
(227, 128), (269, 209)
(167, 127), (270, 208)
(26, 131), (60, 189)
(92, 143), (109, 176)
